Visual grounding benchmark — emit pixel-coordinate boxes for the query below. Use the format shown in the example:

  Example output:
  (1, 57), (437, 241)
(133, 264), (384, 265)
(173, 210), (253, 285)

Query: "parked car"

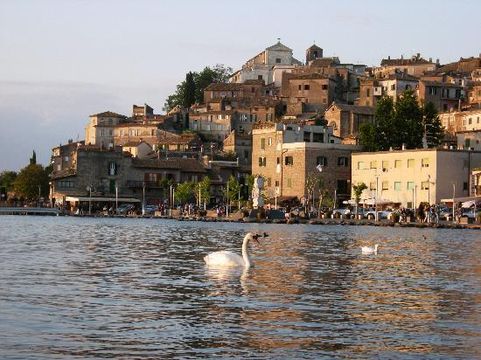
(117, 203), (136, 215)
(143, 205), (158, 215)
(364, 209), (392, 220)
(461, 207), (481, 219)
(439, 207), (454, 221)
(332, 208), (352, 218)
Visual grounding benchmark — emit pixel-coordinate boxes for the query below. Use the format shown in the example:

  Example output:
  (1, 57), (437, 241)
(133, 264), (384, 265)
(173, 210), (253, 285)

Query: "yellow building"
(351, 149), (481, 208)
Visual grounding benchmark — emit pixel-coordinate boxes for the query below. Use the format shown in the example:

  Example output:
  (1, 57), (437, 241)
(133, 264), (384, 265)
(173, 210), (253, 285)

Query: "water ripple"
(0, 216), (479, 359)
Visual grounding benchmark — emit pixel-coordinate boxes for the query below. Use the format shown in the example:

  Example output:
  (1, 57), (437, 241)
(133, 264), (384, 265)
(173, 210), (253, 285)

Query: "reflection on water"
(0, 217), (480, 359)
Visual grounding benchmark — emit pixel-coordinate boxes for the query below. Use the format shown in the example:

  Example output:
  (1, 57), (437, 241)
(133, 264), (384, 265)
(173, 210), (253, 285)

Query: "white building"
(352, 148), (481, 208)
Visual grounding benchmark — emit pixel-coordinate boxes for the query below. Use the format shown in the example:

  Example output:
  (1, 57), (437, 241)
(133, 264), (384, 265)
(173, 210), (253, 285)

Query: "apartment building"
(351, 149), (481, 208)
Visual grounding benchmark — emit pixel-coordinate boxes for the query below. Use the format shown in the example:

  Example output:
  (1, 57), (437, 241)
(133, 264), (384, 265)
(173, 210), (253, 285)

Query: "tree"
(225, 175), (240, 208)
(375, 95), (395, 150)
(361, 90), (426, 151)
(29, 150), (37, 165)
(352, 182), (368, 217)
(175, 181), (194, 204)
(163, 64), (232, 112)
(13, 164), (49, 201)
(394, 90), (423, 149)
(195, 176), (211, 209)
(423, 101), (444, 148)
(359, 123), (378, 152)
(183, 72), (196, 108)
(0, 171), (18, 191)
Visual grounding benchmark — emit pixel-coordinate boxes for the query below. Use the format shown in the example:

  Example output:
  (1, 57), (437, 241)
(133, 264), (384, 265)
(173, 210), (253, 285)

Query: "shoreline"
(2, 209), (479, 230)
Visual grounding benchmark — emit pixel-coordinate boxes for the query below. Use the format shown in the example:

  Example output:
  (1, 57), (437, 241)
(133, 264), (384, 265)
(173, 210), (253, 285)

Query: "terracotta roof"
(132, 158), (206, 172)
(385, 72), (419, 81)
(122, 141), (151, 147)
(380, 57), (433, 66)
(157, 131), (202, 145)
(243, 79), (265, 85)
(329, 102), (375, 115)
(205, 83), (244, 91)
(90, 111), (127, 118)
(420, 80), (463, 88)
(287, 73), (331, 80)
(309, 58), (339, 68)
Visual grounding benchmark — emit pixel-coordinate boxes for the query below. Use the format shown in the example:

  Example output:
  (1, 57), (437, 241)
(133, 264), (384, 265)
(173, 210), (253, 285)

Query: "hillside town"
(4, 40), (481, 222)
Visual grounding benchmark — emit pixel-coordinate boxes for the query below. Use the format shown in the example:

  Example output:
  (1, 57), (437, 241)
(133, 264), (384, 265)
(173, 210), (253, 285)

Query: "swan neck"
(242, 236), (251, 268)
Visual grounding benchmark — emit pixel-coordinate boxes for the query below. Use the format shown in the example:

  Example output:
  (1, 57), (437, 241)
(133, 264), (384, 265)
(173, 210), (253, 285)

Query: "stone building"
(113, 122), (160, 147)
(50, 142), (207, 210)
(281, 73), (336, 115)
(85, 111), (127, 148)
(324, 102), (375, 140)
(223, 131), (252, 166)
(252, 123), (360, 205)
(229, 40), (302, 85)
(373, 54), (437, 78)
(188, 111), (237, 142)
(359, 72), (419, 107)
(351, 148), (481, 208)
(417, 79), (464, 112)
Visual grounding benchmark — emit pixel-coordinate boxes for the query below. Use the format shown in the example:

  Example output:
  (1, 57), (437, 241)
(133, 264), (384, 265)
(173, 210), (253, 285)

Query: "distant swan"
(361, 244), (379, 255)
(204, 232), (267, 268)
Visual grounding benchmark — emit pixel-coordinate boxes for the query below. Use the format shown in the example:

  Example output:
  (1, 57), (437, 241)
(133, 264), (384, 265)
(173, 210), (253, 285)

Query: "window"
(285, 156), (293, 166)
(369, 181), (376, 191)
(391, 84), (396, 91)
(58, 180), (74, 188)
(260, 138), (266, 150)
(244, 150), (249, 159)
(267, 178), (272, 187)
(275, 180), (280, 187)
(421, 181), (430, 190)
(258, 157), (266, 167)
(304, 85), (310, 90)
(63, 156), (69, 162)
(407, 181), (414, 190)
(338, 157), (348, 166)
(287, 178), (292, 188)
(357, 161), (365, 170)
(298, 85), (302, 91)
(304, 131), (311, 142)
(366, 88), (370, 97)
(394, 160), (402, 168)
(268, 137), (273, 146)
(394, 181), (401, 191)
(382, 181), (389, 190)
(258, 75), (263, 80)
(313, 133), (324, 142)
(276, 58), (281, 64)
(407, 159), (414, 168)
(421, 158), (430, 167)
(370, 160), (377, 169)
(382, 160), (389, 170)
(337, 180), (348, 195)
(468, 118), (472, 125)
(276, 157), (280, 164)
(317, 156), (327, 166)
(463, 182), (468, 191)
(322, 84), (328, 90)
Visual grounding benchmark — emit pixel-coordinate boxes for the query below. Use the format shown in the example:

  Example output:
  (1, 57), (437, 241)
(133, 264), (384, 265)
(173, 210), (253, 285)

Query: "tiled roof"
(132, 158), (206, 172)
(205, 83), (244, 91)
(380, 57), (432, 66)
(157, 131), (201, 145)
(90, 111), (127, 118)
(265, 41), (292, 52)
(309, 58), (339, 68)
(329, 102), (375, 115)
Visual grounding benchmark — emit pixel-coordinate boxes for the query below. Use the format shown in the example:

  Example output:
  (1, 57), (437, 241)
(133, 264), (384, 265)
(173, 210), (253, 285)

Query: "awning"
(360, 198), (396, 206)
(65, 196), (141, 203)
(441, 195), (481, 205)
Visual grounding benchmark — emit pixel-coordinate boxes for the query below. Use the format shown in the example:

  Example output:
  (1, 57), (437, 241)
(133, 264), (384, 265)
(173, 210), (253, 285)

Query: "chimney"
(401, 54), (404, 60)
(436, 58), (440, 66)
(429, 57), (432, 63)
(388, 55), (391, 60)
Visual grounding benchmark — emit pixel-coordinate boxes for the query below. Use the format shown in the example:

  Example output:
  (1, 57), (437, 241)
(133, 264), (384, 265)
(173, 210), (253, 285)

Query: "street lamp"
(86, 185), (92, 215)
(452, 183), (456, 223)
(142, 182), (146, 216)
(38, 185), (41, 207)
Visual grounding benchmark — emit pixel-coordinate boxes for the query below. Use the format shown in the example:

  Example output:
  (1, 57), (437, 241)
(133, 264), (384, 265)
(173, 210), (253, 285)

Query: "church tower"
(306, 44), (323, 64)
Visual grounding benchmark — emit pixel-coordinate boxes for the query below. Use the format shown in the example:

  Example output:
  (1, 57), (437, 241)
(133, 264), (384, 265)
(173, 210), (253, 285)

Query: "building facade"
(252, 123), (360, 204)
(351, 149), (481, 208)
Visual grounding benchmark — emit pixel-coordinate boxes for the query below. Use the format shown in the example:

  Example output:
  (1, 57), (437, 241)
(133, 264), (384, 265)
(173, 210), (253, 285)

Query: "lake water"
(0, 216), (480, 359)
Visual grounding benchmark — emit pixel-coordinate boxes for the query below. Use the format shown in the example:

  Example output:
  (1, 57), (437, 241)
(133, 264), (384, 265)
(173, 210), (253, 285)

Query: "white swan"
(361, 244), (379, 255)
(204, 232), (266, 268)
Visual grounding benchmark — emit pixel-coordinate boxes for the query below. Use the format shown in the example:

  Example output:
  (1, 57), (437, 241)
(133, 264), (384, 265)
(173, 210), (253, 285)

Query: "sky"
(1, 0), (480, 171)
